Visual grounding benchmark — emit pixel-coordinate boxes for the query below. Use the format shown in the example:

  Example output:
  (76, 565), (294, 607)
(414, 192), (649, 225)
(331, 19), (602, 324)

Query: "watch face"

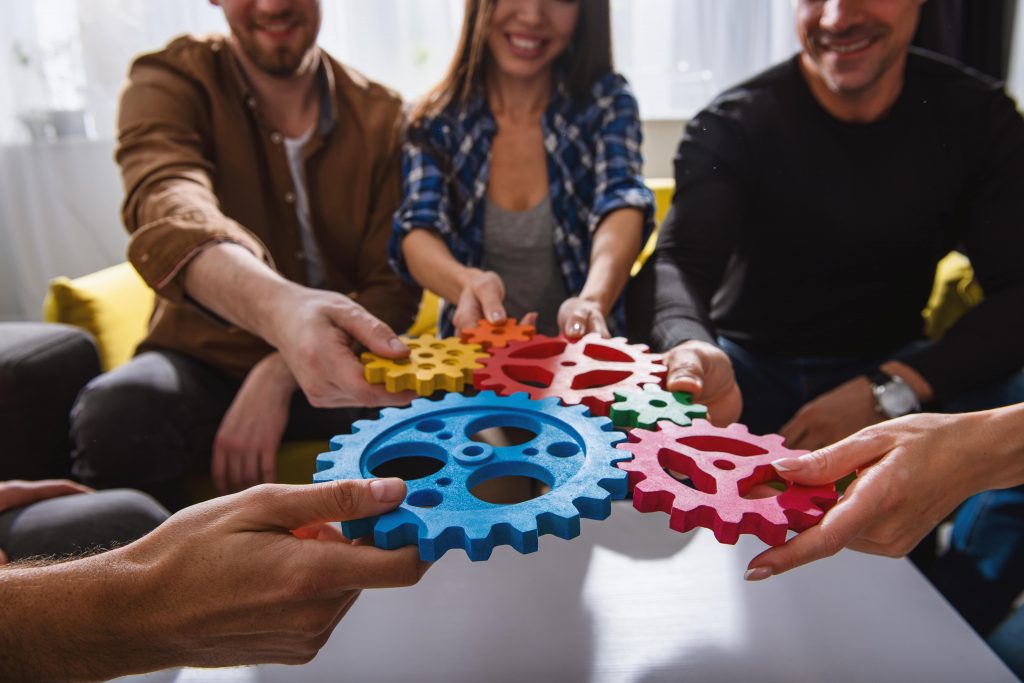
(878, 380), (919, 417)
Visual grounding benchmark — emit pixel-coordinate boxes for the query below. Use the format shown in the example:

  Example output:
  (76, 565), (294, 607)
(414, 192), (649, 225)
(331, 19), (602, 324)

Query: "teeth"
(261, 22), (293, 32)
(510, 35), (542, 50)
(823, 37), (871, 54)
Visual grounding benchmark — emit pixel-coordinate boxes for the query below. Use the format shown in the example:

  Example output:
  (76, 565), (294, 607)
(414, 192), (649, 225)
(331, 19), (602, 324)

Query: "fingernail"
(370, 478), (405, 503)
(772, 458), (803, 473)
(488, 311), (502, 322)
(744, 566), (773, 582)
(670, 374), (698, 387)
(569, 321), (583, 336)
(388, 338), (408, 353)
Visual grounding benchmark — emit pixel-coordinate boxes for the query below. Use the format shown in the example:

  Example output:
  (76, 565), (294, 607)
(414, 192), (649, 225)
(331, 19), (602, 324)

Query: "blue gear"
(315, 391), (628, 561)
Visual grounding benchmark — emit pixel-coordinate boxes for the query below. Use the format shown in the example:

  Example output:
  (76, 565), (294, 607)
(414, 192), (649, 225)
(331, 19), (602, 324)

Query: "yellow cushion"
(42, 262), (154, 371)
(923, 251), (983, 340)
(633, 177), (674, 276)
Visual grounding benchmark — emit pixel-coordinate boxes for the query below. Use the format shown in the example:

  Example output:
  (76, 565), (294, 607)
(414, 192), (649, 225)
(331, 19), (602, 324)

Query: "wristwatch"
(868, 369), (921, 418)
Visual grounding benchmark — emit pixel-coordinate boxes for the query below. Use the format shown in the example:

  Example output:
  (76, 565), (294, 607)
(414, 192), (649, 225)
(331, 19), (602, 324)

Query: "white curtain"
(0, 0), (797, 321)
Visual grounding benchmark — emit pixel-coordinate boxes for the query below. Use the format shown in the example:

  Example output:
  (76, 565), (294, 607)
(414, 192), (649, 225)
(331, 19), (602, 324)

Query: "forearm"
(402, 229), (477, 303)
(580, 208), (643, 315)
(0, 552), (162, 682)
(966, 403), (1024, 492)
(182, 242), (304, 349)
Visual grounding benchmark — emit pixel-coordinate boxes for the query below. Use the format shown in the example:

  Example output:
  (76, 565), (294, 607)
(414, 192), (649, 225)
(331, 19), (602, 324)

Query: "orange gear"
(459, 317), (536, 350)
(362, 335), (487, 396)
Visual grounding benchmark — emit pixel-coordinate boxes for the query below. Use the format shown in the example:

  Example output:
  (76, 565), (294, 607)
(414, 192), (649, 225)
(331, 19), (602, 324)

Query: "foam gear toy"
(617, 420), (838, 546)
(473, 333), (665, 417)
(460, 317), (536, 350)
(362, 335), (487, 396)
(610, 383), (709, 430)
(315, 391), (629, 561)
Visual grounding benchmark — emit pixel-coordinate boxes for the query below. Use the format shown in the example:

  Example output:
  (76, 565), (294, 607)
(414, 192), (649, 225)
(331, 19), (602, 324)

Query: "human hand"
(745, 413), (988, 580)
(114, 478), (428, 669)
(779, 376), (882, 450)
(558, 297), (609, 339)
(663, 340), (742, 425)
(212, 352), (296, 494)
(0, 479), (93, 515)
(452, 270), (507, 332)
(269, 287), (416, 408)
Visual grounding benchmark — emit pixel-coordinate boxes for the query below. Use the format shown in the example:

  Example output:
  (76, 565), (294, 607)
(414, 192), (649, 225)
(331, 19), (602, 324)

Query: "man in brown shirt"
(70, 0), (419, 510)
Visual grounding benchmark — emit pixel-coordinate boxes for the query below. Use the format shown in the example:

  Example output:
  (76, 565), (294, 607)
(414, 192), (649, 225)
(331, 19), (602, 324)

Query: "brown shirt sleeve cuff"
(128, 212), (272, 304)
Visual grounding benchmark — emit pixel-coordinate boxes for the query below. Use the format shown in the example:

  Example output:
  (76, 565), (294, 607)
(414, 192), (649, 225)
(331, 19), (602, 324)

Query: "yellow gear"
(362, 335), (487, 396)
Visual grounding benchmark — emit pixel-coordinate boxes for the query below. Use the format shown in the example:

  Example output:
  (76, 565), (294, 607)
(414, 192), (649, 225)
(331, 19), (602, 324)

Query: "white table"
(124, 501), (1016, 683)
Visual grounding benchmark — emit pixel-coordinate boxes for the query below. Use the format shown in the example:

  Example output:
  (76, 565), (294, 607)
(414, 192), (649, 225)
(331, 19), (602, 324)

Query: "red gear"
(473, 333), (665, 416)
(618, 420), (838, 546)
(459, 318), (536, 350)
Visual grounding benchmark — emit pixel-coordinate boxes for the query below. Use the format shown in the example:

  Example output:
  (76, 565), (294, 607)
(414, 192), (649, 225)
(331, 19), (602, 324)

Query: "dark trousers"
(721, 336), (1024, 638)
(0, 489), (168, 561)
(69, 350), (371, 511)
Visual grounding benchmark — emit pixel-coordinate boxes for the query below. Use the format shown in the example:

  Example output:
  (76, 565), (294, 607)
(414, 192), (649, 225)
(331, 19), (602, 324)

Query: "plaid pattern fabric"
(391, 71), (655, 336)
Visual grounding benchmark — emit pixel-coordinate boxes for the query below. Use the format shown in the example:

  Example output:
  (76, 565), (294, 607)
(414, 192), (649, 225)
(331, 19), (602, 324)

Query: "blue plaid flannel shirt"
(391, 71), (656, 337)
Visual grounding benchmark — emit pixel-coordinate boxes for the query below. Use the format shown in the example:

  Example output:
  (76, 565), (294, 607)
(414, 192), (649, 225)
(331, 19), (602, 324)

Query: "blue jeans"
(720, 336), (1024, 637)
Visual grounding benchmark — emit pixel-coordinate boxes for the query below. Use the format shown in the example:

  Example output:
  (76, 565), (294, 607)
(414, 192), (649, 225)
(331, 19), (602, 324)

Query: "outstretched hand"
(452, 270), (507, 333)
(663, 340), (742, 426)
(745, 413), (990, 580)
(558, 297), (609, 339)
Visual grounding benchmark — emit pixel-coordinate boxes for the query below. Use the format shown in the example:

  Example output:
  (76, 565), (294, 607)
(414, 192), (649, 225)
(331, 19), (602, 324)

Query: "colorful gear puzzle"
(460, 317), (536, 350)
(315, 391), (628, 561)
(610, 383), (709, 430)
(617, 420), (838, 546)
(361, 335), (487, 396)
(473, 333), (665, 416)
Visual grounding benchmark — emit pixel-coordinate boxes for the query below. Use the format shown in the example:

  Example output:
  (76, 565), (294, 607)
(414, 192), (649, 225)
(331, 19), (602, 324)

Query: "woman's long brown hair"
(411, 0), (613, 125)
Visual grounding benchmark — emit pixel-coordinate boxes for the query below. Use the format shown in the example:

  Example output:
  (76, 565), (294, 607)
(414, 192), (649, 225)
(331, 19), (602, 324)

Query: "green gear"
(610, 383), (709, 430)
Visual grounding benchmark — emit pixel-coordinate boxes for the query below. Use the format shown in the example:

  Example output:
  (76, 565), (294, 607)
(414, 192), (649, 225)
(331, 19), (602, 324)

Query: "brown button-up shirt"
(117, 34), (420, 378)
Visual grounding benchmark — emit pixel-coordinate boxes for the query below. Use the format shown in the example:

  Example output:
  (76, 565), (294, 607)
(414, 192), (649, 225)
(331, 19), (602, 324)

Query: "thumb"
(243, 478), (407, 530)
(333, 307), (408, 359)
(773, 429), (892, 485)
(666, 359), (704, 397)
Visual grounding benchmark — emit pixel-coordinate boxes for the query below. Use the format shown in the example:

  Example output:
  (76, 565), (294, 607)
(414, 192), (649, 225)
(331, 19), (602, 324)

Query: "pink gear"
(473, 333), (665, 416)
(617, 420), (838, 546)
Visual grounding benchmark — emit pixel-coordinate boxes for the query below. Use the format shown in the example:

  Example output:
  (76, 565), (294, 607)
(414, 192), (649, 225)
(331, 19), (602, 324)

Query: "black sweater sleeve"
(901, 88), (1024, 401)
(645, 106), (749, 352)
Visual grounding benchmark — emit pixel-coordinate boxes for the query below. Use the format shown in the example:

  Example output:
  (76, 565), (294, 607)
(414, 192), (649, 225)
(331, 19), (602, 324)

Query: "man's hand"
(212, 352), (296, 494)
(744, 413), (994, 580)
(0, 480), (93, 515)
(663, 340), (742, 425)
(779, 376), (881, 450)
(268, 287), (417, 409)
(558, 297), (609, 339)
(452, 270), (507, 333)
(116, 478), (428, 671)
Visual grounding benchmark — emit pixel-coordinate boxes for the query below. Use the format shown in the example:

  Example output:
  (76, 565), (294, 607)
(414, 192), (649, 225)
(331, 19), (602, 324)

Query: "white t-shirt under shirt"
(283, 127), (327, 288)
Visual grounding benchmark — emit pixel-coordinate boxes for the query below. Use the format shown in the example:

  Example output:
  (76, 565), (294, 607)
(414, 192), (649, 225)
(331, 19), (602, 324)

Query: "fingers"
(331, 306), (407, 360)
(744, 485), (883, 578)
(520, 311), (538, 328)
(473, 275), (506, 323)
(773, 428), (893, 486)
(260, 445), (277, 486)
(306, 543), (430, 592)
(212, 441), (229, 495)
(243, 478), (408, 530)
(665, 351), (706, 397)
(778, 412), (810, 450)
(0, 547), (7, 565)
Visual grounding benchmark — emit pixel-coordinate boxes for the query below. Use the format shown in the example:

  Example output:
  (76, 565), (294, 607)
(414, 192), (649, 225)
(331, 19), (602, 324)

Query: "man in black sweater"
(630, 0), (1024, 637)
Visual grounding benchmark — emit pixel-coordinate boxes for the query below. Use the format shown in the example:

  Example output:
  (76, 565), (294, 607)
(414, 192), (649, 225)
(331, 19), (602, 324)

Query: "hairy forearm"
(402, 229), (475, 302)
(0, 551), (164, 682)
(580, 209), (643, 314)
(182, 242), (305, 349)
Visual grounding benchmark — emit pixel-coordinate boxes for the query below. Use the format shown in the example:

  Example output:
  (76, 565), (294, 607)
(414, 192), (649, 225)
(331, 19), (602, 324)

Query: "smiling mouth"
(506, 32), (547, 56)
(254, 19), (299, 39)
(817, 35), (876, 55)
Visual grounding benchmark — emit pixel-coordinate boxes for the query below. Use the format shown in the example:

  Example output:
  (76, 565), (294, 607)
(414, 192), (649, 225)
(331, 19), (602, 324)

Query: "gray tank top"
(482, 195), (569, 337)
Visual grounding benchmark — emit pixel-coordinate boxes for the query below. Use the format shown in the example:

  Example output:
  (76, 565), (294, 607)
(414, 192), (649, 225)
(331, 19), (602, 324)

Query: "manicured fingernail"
(772, 458), (803, 473)
(370, 478), (405, 503)
(744, 567), (773, 581)
(569, 321), (583, 336)
(389, 338), (408, 353)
